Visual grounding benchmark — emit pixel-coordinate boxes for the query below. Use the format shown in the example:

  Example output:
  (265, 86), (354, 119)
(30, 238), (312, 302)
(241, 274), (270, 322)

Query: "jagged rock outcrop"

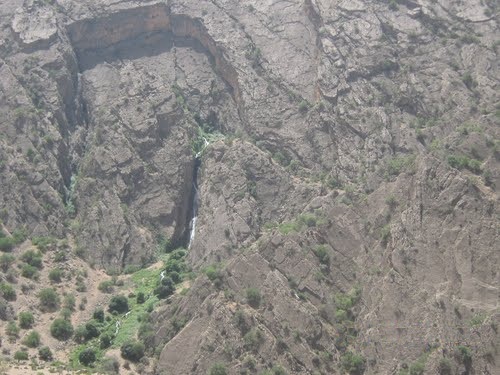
(0, 0), (498, 373)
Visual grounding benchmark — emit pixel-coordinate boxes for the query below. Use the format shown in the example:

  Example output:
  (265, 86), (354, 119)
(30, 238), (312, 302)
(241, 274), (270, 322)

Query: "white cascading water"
(188, 137), (209, 249)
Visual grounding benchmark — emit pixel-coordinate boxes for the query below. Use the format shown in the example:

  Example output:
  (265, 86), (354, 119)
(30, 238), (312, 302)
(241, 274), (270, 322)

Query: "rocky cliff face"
(0, 0), (498, 374)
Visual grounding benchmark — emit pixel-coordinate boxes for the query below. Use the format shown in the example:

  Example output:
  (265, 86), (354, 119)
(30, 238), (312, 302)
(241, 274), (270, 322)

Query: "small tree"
(38, 288), (60, 311)
(108, 295), (128, 314)
(79, 347), (96, 366)
(50, 318), (73, 340)
(120, 340), (145, 362)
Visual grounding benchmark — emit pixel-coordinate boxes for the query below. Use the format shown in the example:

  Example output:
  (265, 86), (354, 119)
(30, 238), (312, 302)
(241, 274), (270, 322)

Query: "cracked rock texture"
(0, 0), (498, 373)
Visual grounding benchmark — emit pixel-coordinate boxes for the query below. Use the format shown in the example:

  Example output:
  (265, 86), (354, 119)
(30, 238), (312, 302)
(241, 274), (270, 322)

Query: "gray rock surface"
(0, 0), (498, 373)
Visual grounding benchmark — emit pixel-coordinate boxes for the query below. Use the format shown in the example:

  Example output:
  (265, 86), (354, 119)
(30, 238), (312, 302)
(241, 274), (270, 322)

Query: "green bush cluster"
(204, 264), (224, 288)
(154, 248), (188, 299)
(74, 321), (100, 343)
(334, 287), (362, 351)
(278, 212), (324, 235)
(386, 155), (416, 177)
(447, 155), (481, 174)
(21, 249), (43, 268)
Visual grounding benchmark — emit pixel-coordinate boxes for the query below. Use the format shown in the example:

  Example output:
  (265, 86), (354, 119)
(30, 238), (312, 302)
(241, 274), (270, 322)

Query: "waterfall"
(187, 137), (208, 249)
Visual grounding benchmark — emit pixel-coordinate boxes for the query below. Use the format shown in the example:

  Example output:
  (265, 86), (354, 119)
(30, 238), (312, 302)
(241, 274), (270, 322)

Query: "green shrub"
(447, 155), (482, 174)
(209, 363), (227, 375)
(38, 346), (53, 361)
(340, 351), (366, 374)
(0, 282), (16, 301)
(14, 350), (29, 361)
(120, 340), (145, 362)
(154, 277), (175, 299)
(21, 263), (39, 279)
(63, 293), (76, 311)
(38, 288), (60, 311)
(98, 280), (114, 293)
(246, 288), (261, 308)
(0, 237), (15, 251)
(298, 100), (309, 113)
(243, 328), (263, 351)
(22, 330), (41, 347)
(6, 321), (19, 338)
(93, 308), (105, 322)
(271, 366), (287, 375)
(74, 320), (99, 343)
(0, 299), (11, 321)
(49, 268), (64, 283)
(462, 72), (477, 90)
(313, 245), (330, 265)
(99, 356), (120, 374)
(407, 360), (425, 375)
(74, 324), (88, 344)
(456, 345), (472, 364)
(136, 291), (146, 304)
(11, 228), (27, 243)
(438, 358), (452, 374)
(32, 236), (56, 251)
(108, 295), (129, 314)
(0, 253), (15, 271)
(79, 347), (96, 366)
(18, 311), (35, 329)
(386, 155), (416, 176)
(54, 251), (67, 262)
(204, 264), (224, 288)
(50, 318), (73, 340)
(100, 333), (113, 349)
(20, 249), (43, 268)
